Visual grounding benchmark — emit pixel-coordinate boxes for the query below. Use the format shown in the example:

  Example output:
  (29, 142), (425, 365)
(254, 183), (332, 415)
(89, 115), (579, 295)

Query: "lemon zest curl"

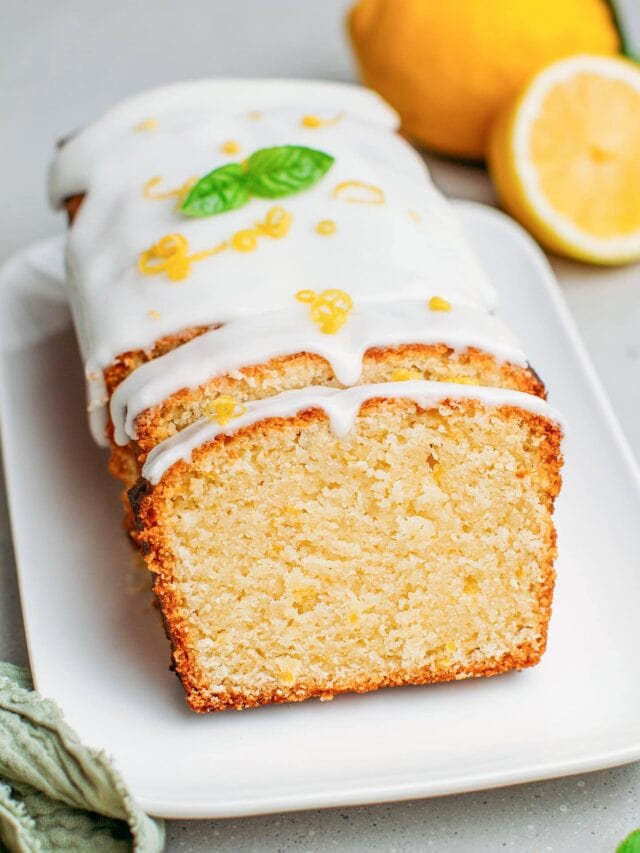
(315, 219), (336, 235)
(134, 118), (158, 132)
(205, 395), (246, 426)
(296, 288), (353, 334)
(300, 113), (343, 129)
(428, 295), (452, 312)
(143, 175), (198, 207)
(138, 233), (227, 281)
(333, 180), (385, 205)
(138, 206), (292, 281)
(220, 140), (241, 155)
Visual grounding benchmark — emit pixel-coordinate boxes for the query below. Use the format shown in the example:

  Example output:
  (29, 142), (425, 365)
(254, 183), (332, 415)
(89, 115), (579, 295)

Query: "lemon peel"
(138, 206), (292, 281)
(205, 395), (246, 426)
(296, 289), (353, 334)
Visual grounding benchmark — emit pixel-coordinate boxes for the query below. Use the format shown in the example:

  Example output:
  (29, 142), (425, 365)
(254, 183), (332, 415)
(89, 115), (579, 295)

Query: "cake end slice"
(131, 395), (562, 712)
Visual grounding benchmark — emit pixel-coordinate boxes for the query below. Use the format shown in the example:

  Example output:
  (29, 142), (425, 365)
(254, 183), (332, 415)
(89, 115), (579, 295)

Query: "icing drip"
(141, 381), (563, 485)
(110, 299), (527, 445)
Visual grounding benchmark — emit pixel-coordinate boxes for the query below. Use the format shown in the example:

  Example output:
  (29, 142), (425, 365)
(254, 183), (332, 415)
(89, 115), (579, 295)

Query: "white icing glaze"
(110, 299), (526, 445)
(50, 79), (401, 204)
(141, 381), (563, 485)
(49, 79), (503, 445)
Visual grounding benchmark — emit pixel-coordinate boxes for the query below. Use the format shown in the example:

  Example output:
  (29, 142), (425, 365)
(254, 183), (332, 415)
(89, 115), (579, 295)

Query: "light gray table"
(2, 2), (639, 850)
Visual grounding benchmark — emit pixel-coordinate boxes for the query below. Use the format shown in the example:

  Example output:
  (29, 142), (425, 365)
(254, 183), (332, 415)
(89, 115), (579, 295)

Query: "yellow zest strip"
(143, 175), (198, 206)
(231, 206), (293, 252)
(333, 180), (385, 205)
(428, 296), (452, 312)
(248, 111), (263, 121)
(253, 206), (293, 239)
(138, 206), (292, 281)
(231, 230), (259, 253)
(205, 394), (246, 426)
(187, 241), (230, 264)
(296, 288), (353, 334)
(391, 368), (423, 381)
(408, 210), (422, 222)
(138, 234), (190, 281)
(147, 310), (161, 320)
(300, 113), (343, 129)
(220, 140), (241, 155)
(134, 118), (158, 132)
(138, 233), (227, 281)
(315, 219), (336, 235)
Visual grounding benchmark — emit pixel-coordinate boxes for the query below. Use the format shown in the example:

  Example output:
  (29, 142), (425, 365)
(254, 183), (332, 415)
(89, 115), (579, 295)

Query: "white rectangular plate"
(2, 201), (640, 819)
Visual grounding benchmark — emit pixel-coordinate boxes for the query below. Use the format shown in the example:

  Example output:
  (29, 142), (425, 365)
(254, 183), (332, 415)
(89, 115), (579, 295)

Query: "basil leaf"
(180, 146), (334, 218)
(245, 145), (334, 199)
(618, 830), (640, 853)
(181, 163), (250, 217)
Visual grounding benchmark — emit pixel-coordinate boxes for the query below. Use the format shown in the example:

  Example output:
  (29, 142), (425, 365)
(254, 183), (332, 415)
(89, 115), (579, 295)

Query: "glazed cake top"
(49, 79), (525, 445)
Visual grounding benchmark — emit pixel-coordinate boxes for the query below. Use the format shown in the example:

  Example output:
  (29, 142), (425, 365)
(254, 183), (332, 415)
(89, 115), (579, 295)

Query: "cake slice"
(49, 79), (563, 711)
(133, 385), (561, 711)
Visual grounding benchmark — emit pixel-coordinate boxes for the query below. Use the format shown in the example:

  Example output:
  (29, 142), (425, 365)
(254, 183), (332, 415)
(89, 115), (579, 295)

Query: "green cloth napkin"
(0, 663), (165, 852)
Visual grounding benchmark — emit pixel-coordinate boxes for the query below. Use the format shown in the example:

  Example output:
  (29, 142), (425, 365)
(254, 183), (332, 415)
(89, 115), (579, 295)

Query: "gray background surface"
(1, 2), (640, 850)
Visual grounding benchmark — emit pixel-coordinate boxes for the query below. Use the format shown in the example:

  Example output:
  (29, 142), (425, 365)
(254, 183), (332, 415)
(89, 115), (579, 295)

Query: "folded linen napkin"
(0, 663), (164, 852)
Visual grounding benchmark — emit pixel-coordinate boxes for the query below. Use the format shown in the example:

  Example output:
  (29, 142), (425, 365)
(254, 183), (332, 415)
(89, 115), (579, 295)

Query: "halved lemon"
(489, 55), (640, 264)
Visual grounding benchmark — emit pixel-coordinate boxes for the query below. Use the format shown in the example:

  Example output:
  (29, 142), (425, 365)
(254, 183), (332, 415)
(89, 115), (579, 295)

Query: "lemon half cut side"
(489, 54), (640, 265)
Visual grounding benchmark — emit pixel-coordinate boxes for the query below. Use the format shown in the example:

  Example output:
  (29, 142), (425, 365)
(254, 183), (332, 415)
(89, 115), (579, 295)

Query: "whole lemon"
(348, 0), (620, 160)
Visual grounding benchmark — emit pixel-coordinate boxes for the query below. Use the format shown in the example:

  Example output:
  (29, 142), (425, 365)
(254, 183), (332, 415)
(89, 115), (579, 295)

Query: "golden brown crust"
(103, 326), (216, 400)
(131, 398), (563, 713)
(107, 443), (139, 536)
(144, 540), (544, 713)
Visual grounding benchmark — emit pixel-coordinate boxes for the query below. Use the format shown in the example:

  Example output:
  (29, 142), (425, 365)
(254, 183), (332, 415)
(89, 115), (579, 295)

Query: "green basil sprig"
(181, 145), (335, 218)
(617, 829), (640, 853)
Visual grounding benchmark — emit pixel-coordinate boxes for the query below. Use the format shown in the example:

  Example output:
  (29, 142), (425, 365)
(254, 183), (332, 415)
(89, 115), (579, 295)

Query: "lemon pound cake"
(49, 79), (563, 712)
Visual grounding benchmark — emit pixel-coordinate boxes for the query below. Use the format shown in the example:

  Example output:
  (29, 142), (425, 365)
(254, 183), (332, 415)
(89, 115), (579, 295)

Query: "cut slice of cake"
(49, 79), (563, 711)
(133, 385), (562, 712)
